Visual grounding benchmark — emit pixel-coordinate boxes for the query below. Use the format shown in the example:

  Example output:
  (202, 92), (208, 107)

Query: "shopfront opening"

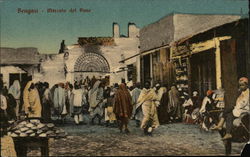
(190, 49), (216, 97)
(141, 54), (151, 86)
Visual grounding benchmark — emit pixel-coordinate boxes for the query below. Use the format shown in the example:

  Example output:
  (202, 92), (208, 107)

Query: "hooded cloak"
(23, 81), (42, 117)
(113, 83), (133, 118)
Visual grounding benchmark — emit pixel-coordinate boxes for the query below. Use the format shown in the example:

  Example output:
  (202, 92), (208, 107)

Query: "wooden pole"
(214, 38), (222, 89)
(187, 57), (192, 95)
(150, 53), (153, 86)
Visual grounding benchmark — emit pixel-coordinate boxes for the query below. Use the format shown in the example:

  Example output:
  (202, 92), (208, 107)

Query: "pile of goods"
(8, 119), (67, 138)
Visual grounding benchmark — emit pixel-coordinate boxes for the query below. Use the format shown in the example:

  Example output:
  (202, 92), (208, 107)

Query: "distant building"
(38, 23), (140, 86)
(137, 13), (242, 89)
(130, 13), (249, 109)
(0, 47), (41, 88)
(170, 18), (249, 108)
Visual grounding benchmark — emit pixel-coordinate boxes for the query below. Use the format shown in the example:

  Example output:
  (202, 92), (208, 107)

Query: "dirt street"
(26, 117), (246, 156)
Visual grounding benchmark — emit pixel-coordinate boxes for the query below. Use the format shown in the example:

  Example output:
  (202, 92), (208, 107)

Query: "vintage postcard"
(0, 0), (249, 156)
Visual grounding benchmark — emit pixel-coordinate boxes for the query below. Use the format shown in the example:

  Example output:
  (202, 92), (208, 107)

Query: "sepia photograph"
(0, 0), (249, 156)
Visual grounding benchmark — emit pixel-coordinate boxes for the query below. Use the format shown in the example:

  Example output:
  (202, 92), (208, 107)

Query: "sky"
(0, 0), (249, 54)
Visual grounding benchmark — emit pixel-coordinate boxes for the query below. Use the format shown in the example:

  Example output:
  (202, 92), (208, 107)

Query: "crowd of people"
(1, 76), (249, 138)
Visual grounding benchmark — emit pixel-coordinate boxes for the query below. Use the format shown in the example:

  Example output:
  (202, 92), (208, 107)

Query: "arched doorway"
(74, 53), (110, 81)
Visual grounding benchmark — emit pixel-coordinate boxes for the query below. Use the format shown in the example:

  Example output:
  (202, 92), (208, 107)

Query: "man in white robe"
(137, 81), (160, 135)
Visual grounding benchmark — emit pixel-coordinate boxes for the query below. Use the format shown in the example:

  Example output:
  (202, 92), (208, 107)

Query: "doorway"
(190, 49), (216, 97)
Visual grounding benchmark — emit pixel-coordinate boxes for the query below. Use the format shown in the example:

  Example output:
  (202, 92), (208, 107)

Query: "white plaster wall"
(65, 37), (139, 85)
(65, 45), (84, 83)
(38, 31), (139, 86)
(128, 24), (139, 38)
(37, 54), (65, 86)
(113, 23), (120, 38)
(114, 38), (139, 64)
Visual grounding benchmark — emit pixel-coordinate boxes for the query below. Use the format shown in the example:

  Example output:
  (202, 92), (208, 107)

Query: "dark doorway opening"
(143, 54), (151, 85)
(190, 49), (216, 97)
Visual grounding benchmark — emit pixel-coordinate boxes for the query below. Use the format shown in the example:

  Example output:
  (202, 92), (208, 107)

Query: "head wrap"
(206, 90), (213, 96)
(239, 77), (248, 85)
(58, 82), (65, 88)
(155, 84), (160, 88)
(193, 91), (198, 97)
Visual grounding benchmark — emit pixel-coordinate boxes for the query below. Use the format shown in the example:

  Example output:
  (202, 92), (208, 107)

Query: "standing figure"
(64, 82), (71, 116)
(157, 84), (169, 124)
(182, 92), (192, 123)
(104, 87), (111, 126)
(168, 85), (182, 122)
(88, 81), (104, 125)
(83, 76), (91, 87)
(67, 84), (74, 117)
(81, 84), (89, 124)
(104, 87), (117, 127)
(1, 79), (8, 114)
(107, 91), (117, 127)
(53, 83), (67, 123)
(154, 84), (165, 107)
(137, 81), (160, 135)
(72, 84), (84, 125)
(23, 81), (42, 118)
(5, 93), (17, 121)
(90, 76), (97, 89)
(113, 83), (133, 133)
(8, 80), (21, 119)
(132, 83), (142, 127)
(41, 82), (52, 122)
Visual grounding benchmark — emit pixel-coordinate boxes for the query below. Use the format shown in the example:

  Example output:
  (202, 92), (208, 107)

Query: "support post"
(150, 53), (153, 86)
(214, 38), (222, 89)
(136, 55), (141, 83)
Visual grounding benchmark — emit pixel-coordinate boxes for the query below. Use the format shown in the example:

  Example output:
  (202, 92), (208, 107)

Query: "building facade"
(138, 13), (242, 92)
(37, 23), (140, 86)
(170, 18), (249, 108)
(136, 13), (248, 109)
(0, 47), (41, 88)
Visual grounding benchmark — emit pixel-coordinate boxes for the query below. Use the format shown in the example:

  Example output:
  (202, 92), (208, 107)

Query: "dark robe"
(41, 89), (52, 122)
(6, 94), (17, 120)
(113, 84), (133, 119)
(157, 91), (169, 124)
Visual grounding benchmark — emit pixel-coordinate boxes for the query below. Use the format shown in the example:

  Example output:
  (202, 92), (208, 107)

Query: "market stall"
(7, 118), (67, 157)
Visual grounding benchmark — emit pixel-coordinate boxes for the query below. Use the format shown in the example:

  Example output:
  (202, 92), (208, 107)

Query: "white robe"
(199, 96), (211, 114)
(72, 89), (83, 107)
(53, 86), (66, 114)
(137, 88), (160, 129)
(233, 88), (249, 117)
(131, 88), (142, 120)
(8, 80), (21, 100)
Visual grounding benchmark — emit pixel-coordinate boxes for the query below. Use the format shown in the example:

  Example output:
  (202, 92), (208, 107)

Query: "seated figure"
(211, 77), (249, 140)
